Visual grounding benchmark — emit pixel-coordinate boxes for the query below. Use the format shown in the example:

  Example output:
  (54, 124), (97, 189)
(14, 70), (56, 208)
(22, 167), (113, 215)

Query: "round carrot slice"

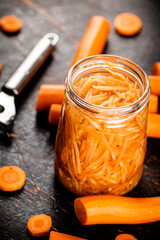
(0, 166), (26, 191)
(27, 214), (52, 237)
(115, 233), (137, 240)
(0, 15), (22, 33)
(114, 13), (142, 36)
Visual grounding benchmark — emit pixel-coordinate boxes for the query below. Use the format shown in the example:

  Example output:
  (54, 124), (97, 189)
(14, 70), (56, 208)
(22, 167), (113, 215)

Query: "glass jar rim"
(66, 54), (150, 116)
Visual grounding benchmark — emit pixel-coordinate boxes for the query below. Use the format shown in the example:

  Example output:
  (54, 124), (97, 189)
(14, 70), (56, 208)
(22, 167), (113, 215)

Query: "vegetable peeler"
(0, 33), (59, 137)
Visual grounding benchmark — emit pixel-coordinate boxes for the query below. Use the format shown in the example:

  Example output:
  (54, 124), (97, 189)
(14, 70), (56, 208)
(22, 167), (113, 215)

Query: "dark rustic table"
(0, 0), (160, 240)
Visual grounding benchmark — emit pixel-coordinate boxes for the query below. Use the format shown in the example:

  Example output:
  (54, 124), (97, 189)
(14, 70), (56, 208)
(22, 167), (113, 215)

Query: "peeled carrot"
(115, 233), (137, 240)
(152, 62), (160, 75)
(48, 104), (62, 124)
(0, 15), (22, 33)
(71, 15), (111, 66)
(0, 166), (26, 192)
(148, 75), (160, 96)
(114, 13), (142, 36)
(74, 195), (160, 225)
(149, 94), (158, 113)
(49, 231), (87, 240)
(36, 85), (65, 111)
(27, 214), (52, 237)
(147, 113), (160, 138)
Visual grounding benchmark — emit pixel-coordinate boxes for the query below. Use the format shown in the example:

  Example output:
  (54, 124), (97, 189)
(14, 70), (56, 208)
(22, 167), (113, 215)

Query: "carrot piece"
(149, 94), (158, 113)
(147, 113), (160, 138)
(49, 231), (87, 240)
(115, 233), (137, 240)
(27, 214), (52, 237)
(71, 15), (111, 66)
(0, 166), (26, 192)
(152, 62), (160, 75)
(36, 85), (65, 111)
(114, 13), (142, 36)
(0, 15), (22, 33)
(48, 104), (62, 124)
(148, 75), (160, 96)
(74, 195), (160, 225)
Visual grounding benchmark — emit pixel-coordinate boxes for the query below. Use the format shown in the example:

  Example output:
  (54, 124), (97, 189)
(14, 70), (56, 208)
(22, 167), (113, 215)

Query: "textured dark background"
(0, 0), (160, 240)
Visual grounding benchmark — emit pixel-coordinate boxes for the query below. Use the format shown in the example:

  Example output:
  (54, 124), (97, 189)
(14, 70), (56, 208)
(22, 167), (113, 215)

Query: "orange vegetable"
(36, 85), (65, 111)
(152, 62), (160, 75)
(0, 15), (22, 33)
(115, 233), (137, 240)
(0, 166), (26, 192)
(27, 214), (52, 237)
(49, 231), (87, 240)
(48, 104), (62, 124)
(71, 15), (111, 66)
(74, 195), (160, 225)
(148, 75), (160, 96)
(114, 13), (142, 36)
(147, 113), (160, 138)
(149, 94), (158, 113)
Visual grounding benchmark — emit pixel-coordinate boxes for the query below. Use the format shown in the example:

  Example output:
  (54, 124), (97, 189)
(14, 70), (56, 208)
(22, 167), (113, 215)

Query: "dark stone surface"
(0, 0), (160, 239)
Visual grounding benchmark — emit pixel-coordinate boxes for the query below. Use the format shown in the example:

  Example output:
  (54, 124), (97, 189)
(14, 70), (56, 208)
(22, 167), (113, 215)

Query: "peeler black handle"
(2, 33), (59, 96)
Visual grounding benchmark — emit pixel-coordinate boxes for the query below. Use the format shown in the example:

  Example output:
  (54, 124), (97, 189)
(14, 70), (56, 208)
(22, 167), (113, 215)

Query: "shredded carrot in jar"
(55, 61), (148, 196)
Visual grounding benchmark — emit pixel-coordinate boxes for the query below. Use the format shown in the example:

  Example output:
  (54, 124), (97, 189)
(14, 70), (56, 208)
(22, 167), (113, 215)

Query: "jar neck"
(66, 55), (150, 117)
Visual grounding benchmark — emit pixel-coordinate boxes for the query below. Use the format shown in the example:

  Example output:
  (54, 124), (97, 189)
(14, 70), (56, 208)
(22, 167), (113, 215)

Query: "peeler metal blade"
(0, 33), (59, 137)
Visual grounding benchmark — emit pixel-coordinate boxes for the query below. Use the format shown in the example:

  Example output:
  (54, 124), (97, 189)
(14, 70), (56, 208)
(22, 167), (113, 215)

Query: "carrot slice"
(152, 62), (160, 75)
(149, 94), (158, 113)
(0, 15), (22, 33)
(115, 233), (137, 240)
(27, 214), (52, 237)
(74, 195), (160, 225)
(0, 166), (26, 192)
(71, 15), (111, 66)
(49, 231), (87, 240)
(48, 104), (62, 124)
(114, 13), (142, 36)
(36, 85), (65, 111)
(147, 113), (160, 138)
(148, 75), (160, 96)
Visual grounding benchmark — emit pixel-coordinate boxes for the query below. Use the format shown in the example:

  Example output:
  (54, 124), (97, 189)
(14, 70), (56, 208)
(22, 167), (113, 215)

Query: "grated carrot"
(55, 61), (148, 196)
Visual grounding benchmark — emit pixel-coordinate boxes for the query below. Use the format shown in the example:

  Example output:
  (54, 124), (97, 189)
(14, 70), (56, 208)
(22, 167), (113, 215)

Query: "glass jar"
(55, 55), (150, 196)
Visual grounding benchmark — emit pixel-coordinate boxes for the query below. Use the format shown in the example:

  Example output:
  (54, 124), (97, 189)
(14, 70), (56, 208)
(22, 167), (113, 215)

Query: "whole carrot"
(71, 15), (111, 66)
(148, 75), (160, 96)
(147, 113), (160, 138)
(36, 85), (65, 111)
(74, 195), (160, 225)
(152, 62), (160, 75)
